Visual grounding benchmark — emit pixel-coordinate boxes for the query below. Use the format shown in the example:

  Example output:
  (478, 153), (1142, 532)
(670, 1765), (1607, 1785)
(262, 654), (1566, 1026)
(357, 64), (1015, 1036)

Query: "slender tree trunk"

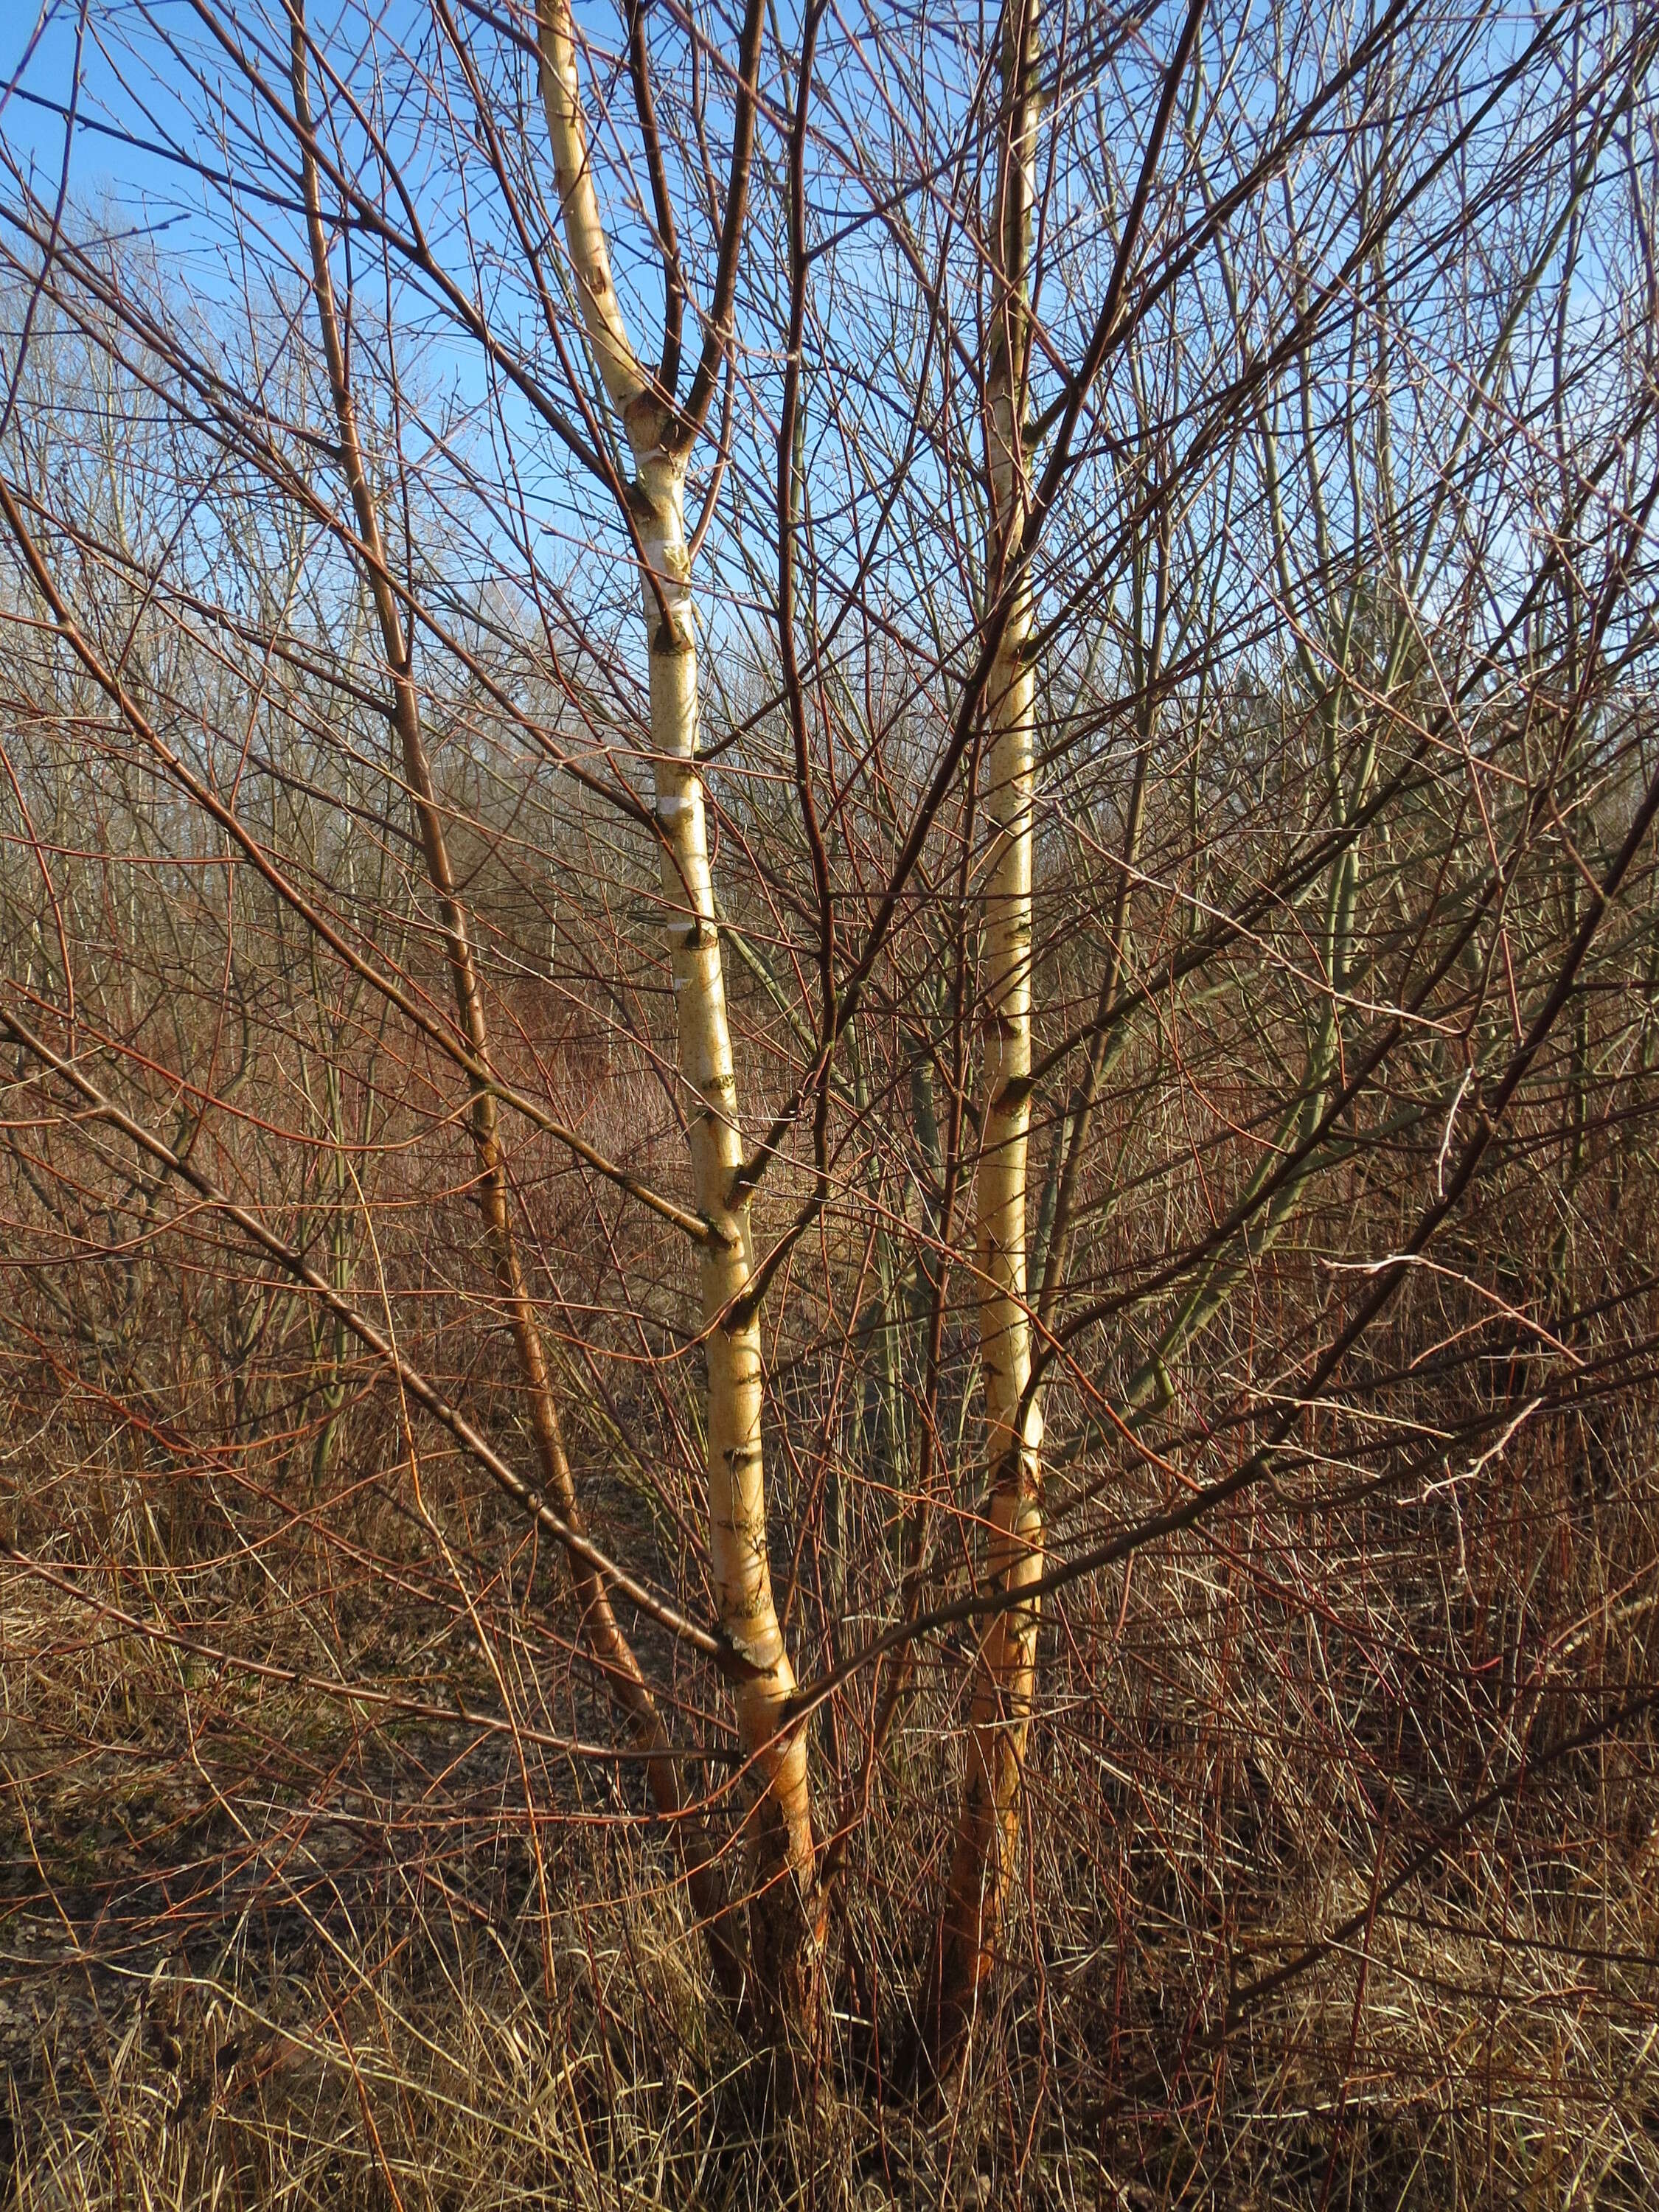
(634, 439), (820, 2029)
(926, 0), (1045, 2062)
(291, 7), (743, 2003)
(536, 0), (819, 2042)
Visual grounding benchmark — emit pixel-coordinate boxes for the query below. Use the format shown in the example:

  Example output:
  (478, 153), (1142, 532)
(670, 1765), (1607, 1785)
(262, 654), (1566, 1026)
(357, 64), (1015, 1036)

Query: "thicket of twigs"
(4, 0), (1659, 2202)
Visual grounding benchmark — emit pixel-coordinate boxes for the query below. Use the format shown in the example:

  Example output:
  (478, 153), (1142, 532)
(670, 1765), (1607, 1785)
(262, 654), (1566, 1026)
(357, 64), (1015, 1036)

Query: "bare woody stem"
(290, 4), (741, 1998)
(535, 0), (819, 2034)
(925, 0), (1046, 2063)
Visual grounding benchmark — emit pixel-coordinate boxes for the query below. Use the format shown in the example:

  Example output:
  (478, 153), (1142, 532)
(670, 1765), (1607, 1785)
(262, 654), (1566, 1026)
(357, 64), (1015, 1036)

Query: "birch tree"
(4, 0), (1659, 2164)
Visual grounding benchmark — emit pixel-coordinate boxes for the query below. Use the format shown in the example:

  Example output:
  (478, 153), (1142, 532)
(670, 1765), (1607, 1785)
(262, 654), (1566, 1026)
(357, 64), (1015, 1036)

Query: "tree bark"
(925, 0), (1045, 2065)
(535, 0), (819, 2042)
(292, 4), (742, 2003)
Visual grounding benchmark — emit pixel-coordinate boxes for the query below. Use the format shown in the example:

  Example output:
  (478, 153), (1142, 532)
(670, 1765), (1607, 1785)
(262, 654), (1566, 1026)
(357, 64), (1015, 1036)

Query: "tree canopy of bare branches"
(3, 0), (1658, 2197)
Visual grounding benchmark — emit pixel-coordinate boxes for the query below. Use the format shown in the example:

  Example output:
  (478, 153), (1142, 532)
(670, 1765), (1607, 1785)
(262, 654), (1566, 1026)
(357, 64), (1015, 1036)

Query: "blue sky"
(2, 0), (1645, 731)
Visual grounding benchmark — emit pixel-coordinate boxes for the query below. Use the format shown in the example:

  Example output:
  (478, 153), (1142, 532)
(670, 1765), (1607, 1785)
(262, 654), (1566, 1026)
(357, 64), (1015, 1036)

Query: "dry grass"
(7, 1425), (1659, 2210)
(6, 963), (1658, 2205)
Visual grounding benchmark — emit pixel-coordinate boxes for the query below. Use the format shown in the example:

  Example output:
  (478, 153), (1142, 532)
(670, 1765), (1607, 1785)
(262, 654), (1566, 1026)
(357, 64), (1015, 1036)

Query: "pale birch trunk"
(536, 0), (818, 2034)
(292, 7), (742, 2001)
(928, 0), (1045, 2059)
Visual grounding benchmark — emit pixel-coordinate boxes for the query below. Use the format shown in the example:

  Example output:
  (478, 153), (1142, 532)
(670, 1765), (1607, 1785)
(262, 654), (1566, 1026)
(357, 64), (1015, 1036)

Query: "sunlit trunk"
(928, 0), (1045, 2062)
(634, 445), (819, 2028)
(537, 0), (818, 2040)
(293, 5), (743, 1999)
